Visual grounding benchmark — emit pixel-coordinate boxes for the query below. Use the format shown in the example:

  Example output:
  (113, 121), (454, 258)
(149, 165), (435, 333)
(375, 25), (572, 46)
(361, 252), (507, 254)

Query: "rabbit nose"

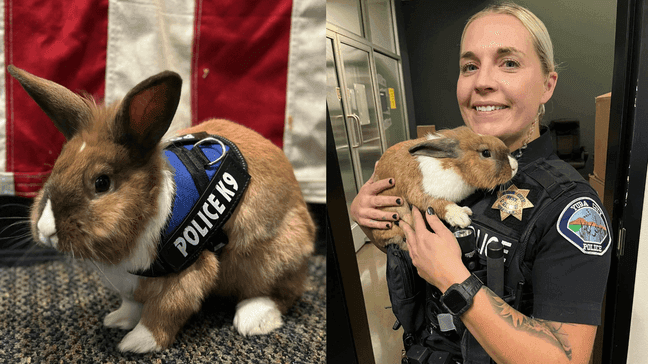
(37, 199), (59, 248)
(508, 156), (519, 177)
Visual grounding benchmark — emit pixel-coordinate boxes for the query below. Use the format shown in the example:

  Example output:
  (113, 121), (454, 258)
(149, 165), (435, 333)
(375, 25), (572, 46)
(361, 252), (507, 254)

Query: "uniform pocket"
(385, 244), (426, 336)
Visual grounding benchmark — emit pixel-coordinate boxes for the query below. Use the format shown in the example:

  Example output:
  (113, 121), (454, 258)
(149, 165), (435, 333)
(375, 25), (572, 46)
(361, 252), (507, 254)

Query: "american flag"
(0, 0), (325, 203)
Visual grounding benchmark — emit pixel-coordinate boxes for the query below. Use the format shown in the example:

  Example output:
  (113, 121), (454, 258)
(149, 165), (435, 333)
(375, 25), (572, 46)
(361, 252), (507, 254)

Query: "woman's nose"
(474, 67), (498, 94)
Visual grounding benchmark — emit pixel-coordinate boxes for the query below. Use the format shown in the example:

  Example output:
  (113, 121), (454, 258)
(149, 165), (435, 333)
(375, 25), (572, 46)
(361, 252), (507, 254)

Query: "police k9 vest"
(131, 132), (250, 277)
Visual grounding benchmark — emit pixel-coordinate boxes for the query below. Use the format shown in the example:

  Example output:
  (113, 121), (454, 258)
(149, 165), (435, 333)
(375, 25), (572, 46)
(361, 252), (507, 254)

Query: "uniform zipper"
(391, 247), (417, 296)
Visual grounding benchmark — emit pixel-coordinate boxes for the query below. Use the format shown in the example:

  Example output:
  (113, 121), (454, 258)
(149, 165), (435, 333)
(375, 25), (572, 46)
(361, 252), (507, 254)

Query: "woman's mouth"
(474, 105), (508, 112)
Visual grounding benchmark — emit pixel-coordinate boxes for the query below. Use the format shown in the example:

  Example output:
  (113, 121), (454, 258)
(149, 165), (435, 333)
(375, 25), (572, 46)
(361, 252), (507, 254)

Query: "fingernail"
(392, 214), (398, 220)
(409, 204), (413, 211)
(386, 223), (391, 229)
(427, 207), (435, 215)
(394, 220), (400, 227)
(389, 178), (394, 185)
(403, 237), (407, 243)
(396, 198), (402, 205)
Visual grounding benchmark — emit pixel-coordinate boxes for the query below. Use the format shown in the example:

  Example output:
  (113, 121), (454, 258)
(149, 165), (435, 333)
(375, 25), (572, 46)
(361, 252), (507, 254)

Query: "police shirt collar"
(513, 126), (553, 166)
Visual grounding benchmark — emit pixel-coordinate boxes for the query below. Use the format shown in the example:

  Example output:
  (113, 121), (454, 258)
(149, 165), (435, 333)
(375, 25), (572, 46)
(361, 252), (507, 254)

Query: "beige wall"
(400, 0), (616, 178)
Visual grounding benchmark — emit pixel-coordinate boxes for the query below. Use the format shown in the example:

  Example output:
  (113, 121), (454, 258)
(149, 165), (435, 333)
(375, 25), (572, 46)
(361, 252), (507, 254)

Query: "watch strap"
(462, 273), (484, 298)
(441, 273), (484, 316)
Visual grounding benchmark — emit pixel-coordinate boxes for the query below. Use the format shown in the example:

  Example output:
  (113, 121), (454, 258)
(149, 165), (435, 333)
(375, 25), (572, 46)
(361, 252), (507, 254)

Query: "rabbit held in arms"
(10, 65), (314, 353)
(371, 126), (518, 251)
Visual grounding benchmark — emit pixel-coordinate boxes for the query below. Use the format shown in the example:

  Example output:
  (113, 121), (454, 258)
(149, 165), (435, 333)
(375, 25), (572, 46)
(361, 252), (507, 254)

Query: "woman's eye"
(461, 63), (478, 73)
(503, 59), (520, 68)
(95, 175), (111, 193)
(481, 150), (492, 158)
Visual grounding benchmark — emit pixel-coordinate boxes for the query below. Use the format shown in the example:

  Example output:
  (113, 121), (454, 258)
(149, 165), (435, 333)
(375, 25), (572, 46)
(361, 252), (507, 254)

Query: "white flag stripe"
(105, 0), (194, 138)
(0, 0), (12, 195)
(283, 0), (326, 203)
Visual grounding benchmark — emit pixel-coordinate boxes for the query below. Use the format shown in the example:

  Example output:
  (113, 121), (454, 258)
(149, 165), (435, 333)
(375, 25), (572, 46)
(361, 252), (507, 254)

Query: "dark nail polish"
(386, 223), (391, 229)
(392, 214), (398, 220)
(427, 207), (435, 215)
(403, 237), (407, 243)
(389, 179), (394, 185)
(394, 220), (400, 227)
(396, 198), (402, 205)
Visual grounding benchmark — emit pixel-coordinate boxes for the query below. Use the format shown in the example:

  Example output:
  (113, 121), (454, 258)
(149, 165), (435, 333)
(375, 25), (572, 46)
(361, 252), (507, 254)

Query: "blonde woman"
(350, 3), (610, 363)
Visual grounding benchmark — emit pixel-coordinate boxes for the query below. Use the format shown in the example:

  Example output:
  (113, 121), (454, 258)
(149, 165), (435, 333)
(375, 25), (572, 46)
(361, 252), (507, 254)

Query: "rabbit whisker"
(0, 219), (30, 229)
(0, 232), (33, 243)
(90, 260), (121, 293)
(70, 244), (77, 260)
(87, 242), (103, 262)
(0, 224), (31, 240)
(0, 220), (31, 235)
(10, 240), (40, 267)
(0, 203), (31, 210)
(97, 249), (117, 266)
(0, 226), (32, 241)
(4, 235), (32, 247)
(15, 236), (34, 247)
(57, 247), (77, 271)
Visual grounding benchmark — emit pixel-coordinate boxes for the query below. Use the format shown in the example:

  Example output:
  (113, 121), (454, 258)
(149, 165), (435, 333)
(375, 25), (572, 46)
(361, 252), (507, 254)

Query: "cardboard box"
(589, 173), (605, 200)
(594, 93), (611, 179)
(417, 125), (436, 138)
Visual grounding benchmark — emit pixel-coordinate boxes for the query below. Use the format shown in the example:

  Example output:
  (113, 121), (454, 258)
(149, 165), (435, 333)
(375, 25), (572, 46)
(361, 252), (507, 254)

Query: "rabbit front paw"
(118, 323), (162, 353)
(444, 205), (472, 228)
(233, 297), (284, 336)
(104, 299), (142, 330)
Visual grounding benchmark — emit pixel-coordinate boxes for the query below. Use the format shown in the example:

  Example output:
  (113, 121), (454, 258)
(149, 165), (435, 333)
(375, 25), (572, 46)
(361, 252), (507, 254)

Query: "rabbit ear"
(114, 71), (182, 157)
(7, 65), (91, 140)
(409, 138), (460, 159)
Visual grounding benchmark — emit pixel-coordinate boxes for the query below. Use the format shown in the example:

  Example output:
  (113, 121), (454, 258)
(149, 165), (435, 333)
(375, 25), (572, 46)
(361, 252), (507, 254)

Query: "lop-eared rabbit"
(371, 126), (517, 251)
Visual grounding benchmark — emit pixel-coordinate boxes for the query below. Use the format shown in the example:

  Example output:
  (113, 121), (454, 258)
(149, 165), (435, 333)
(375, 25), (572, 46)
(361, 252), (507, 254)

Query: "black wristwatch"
(440, 274), (484, 316)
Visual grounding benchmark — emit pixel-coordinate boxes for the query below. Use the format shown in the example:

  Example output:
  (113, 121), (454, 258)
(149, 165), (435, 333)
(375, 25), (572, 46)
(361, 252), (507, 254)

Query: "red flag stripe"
(5, 0), (108, 196)
(191, 0), (292, 148)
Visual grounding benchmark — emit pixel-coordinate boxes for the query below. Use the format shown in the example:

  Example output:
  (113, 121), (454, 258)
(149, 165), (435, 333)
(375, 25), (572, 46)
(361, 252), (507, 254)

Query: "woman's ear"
(541, 71), (558, 104)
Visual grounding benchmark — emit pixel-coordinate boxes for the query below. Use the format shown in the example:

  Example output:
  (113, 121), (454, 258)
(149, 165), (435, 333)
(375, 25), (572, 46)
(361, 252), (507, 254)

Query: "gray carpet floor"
(0, 255), (326, 363)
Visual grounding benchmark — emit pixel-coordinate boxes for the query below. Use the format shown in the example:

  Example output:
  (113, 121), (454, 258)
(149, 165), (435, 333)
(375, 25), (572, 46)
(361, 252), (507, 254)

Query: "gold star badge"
(492, 185), (534, 221)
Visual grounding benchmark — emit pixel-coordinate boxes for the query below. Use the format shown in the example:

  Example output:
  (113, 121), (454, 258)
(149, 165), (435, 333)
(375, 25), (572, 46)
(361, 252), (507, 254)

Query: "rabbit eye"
(95, 175), (111, 193)
(481, 150), (492, 158)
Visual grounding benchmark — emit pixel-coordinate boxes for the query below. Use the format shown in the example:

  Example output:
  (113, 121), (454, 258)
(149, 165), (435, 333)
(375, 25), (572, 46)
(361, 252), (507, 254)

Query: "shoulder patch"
(557, 197), (611, 255)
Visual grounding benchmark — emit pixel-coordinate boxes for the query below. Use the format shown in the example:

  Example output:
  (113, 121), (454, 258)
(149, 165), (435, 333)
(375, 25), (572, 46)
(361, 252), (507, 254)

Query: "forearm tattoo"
(484, 287), (573, 360)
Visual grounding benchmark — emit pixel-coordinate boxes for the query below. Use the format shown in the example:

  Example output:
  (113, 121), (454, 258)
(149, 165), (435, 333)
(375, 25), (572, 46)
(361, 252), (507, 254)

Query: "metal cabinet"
(327, 0), (410, 252)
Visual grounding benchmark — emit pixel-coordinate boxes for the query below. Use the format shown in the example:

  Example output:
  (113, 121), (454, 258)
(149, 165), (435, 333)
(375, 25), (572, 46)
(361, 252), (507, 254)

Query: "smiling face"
(457, 13), (557, 151)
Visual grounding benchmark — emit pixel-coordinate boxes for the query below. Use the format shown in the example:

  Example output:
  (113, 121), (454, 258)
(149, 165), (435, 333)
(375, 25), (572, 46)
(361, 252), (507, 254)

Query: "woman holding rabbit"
(350, 3), (610, 363)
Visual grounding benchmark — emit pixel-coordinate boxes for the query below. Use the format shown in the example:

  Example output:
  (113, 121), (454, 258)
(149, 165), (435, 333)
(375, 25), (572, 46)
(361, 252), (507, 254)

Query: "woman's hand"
(349, 167), (403, 229)
(399, 207), (470, 292)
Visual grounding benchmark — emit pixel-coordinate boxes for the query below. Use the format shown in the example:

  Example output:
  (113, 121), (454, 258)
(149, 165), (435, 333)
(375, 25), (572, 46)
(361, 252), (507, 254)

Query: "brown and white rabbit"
(9, 65), (315, 353)
(371, 126), (518, 251)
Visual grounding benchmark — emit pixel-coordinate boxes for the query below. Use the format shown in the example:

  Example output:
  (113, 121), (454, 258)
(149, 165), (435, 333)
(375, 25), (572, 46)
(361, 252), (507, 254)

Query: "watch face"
(443, 289), (468, 313)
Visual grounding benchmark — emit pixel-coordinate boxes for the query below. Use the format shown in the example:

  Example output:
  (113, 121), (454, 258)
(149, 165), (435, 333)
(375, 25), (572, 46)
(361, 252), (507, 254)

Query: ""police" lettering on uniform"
(173, 172), (239, 257)
(470, 226), (515, 263)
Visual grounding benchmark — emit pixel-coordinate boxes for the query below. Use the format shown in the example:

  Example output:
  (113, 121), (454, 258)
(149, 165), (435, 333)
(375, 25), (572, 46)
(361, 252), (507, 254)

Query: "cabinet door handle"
(347, 114), (363, 148)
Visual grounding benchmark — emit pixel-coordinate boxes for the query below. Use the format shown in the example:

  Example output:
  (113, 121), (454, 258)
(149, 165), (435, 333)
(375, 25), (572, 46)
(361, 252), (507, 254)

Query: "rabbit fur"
(371, 126), (518, 251)
(9, 65), (315, 353)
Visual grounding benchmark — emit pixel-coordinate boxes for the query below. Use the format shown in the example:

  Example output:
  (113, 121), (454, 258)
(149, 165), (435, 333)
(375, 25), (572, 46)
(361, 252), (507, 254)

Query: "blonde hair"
(461, 2), (556, 121)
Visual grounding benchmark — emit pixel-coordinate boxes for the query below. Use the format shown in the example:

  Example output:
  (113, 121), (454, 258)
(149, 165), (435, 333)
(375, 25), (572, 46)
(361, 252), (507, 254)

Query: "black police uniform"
(386, 128), (612, 364)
